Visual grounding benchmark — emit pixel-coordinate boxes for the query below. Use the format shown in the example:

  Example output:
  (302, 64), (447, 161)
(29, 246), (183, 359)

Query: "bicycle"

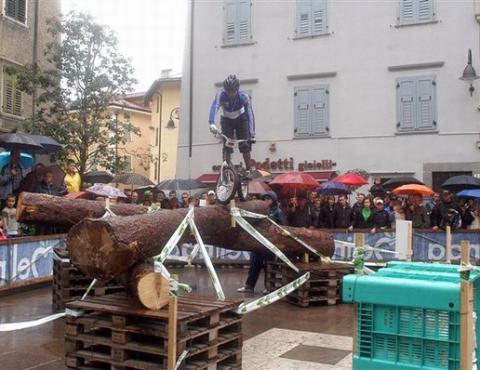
(215, 133), (254, 204)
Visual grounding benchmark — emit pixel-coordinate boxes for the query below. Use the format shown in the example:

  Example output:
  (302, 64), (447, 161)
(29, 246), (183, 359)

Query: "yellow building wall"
(149, 81), (181, 182)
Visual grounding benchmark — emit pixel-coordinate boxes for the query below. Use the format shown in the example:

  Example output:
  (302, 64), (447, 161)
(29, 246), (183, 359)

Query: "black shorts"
(220, 114), (251, 153)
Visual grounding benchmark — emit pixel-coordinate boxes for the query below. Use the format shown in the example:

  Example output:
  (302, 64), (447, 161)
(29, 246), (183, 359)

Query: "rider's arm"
(209, 92), (221, 124)
(244, 94), (255, 137)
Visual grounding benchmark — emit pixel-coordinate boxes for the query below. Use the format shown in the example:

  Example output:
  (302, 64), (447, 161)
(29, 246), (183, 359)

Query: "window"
(294, 85), (329, 138)
(399, 0), (434, 25)
(396, 76), (437, 132)
(4, 0), (26, 23)
(223, 0), (252, 45)
(2, 69), (22, 116)
(295, 0), (328, 37)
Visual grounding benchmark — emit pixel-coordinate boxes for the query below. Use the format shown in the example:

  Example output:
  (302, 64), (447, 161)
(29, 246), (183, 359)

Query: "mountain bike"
(215, 133), (253, 204)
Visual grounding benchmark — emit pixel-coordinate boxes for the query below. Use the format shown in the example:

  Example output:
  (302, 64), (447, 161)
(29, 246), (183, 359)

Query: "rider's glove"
(209, 124), (218, 134)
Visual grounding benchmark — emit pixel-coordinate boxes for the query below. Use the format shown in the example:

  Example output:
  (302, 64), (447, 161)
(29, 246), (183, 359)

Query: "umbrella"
(441, 175), (480, 192)
(29, 135), (63, 154)
(0, 152), (34, 169)
(112, 173), (154, 187)
(248, 180), (271, 194)
(316, 181), (351, 195)
(83, 171), (114, 184)
(0, 132), (44, 152)
(269, 172), (318, 194)
(86, 184), (126, 198)
(252, 169), (271, 179)
(157, 178), (208, 191)
(457, 189), (480, 199)
(333, 173), (368, 187)
(392, 184), (434, 197)
(383, 176), (425, 190)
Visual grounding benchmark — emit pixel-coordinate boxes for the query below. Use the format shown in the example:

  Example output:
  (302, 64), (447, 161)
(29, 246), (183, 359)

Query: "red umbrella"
(333, 173), (368, 187)
(269, 172), (318, 195)
(248, 180), (271, 194)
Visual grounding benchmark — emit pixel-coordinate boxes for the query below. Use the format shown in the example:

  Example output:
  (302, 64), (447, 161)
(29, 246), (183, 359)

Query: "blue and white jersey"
(208, 90), (255, 135)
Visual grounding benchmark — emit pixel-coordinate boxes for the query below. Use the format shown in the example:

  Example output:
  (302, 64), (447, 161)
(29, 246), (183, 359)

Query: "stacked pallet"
(53, 248), (124, 310)
(65, 293), (243, 370)
(266, 261), (353, 307)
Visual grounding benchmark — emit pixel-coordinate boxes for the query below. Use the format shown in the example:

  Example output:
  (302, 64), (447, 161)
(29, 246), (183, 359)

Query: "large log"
(68, 201), (335, 281)
(17, 192), (148, 225)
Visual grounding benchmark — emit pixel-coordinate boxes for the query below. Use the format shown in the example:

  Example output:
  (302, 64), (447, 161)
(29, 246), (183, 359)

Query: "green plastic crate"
(343, 262), (480, 370)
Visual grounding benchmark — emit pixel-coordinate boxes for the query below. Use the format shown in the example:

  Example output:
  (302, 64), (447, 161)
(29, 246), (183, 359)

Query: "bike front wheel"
(215, 166), (238, 204)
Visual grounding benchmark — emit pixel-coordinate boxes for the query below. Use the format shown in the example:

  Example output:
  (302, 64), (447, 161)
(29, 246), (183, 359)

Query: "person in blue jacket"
(209, 75), (255, 171)
(238, 191), (286, 293)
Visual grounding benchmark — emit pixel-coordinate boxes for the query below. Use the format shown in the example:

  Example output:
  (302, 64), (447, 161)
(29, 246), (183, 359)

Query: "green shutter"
(294, 87), (311, 137)
(224, 0), (237, 44)
(397, 78), (416, 131)
(296, 0), (312, 36)
(311, 86), (329, 135)
(2, 71), (22, 116)
(312, 0), (327, 35)
(416, 77), (436, 130)
(400, 0), (434, 24)
(237, 0), (251, 42)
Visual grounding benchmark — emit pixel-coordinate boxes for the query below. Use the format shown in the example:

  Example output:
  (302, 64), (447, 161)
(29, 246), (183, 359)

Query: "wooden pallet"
(265, 261), (353, 308)
(65, 293), (243, 370)
(52, 248), (124, 310)
(165, 259), (250, 270)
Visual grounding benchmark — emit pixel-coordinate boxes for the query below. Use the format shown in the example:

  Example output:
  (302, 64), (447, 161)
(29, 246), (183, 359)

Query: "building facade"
(179, 0), (480, 190)
(145, 71), (181, 182)
(0, 0), (61, 131)
(108, 93), (153, 180)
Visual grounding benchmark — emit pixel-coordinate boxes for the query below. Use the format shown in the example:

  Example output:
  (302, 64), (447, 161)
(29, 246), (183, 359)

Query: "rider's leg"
(243, 151), (252, 170)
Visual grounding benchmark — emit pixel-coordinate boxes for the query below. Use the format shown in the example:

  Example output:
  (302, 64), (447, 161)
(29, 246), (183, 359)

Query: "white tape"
(236, 272), (310, 314)
(156, 207), (193, 263)
(81, 279), (97, 300)
(174, 350), (189, 370)
(0, 312), (66, 332)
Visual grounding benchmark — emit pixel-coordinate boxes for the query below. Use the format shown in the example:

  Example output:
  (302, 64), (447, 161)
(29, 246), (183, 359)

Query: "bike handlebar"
(216, 133), (255, 144)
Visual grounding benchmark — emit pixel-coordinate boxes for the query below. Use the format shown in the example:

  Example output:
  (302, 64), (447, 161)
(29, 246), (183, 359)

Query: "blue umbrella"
(0, 151), (35, 169)
(457, 189), (480, 199)
(316, 181), (351, 195)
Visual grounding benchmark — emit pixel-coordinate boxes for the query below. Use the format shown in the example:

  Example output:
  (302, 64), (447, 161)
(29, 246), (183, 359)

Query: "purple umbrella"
(316, 181), (351, 195)
(86, 184), (126, 198)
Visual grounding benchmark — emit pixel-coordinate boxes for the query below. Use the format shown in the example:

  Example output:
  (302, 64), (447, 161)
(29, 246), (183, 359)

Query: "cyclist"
(209, 75), (255, 172)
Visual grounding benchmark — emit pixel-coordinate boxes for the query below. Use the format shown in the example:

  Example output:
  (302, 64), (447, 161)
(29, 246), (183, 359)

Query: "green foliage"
(17, 11), (139, 176)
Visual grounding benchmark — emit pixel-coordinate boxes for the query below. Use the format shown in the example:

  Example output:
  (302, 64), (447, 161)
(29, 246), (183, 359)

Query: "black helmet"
(223, 74), (240, 91)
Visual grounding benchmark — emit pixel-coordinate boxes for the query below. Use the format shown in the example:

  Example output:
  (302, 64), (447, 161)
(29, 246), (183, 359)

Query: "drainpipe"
(188, 0), (195, 158)
(158, 94), (163, 180)
(31, 0), (40, 126)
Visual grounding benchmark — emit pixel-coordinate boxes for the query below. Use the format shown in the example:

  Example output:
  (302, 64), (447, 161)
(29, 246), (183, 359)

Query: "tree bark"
(68, 201), (335, 281)
(16, 192), (148, 225)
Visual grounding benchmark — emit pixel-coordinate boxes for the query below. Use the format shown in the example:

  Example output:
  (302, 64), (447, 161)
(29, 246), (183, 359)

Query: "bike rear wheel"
(215, 166), (238, 204)
(237, 178), (249, 202)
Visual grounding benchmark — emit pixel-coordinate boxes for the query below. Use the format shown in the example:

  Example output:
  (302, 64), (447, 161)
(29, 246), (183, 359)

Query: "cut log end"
(136, 272), (170, 310)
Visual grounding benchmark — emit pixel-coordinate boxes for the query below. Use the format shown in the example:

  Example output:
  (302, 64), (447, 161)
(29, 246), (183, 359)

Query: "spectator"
(181, 192), (190, 207)
(352, 193), (365, 217)
(369, 178), (386, 199)
(318, 195), (335, 228)
(0, 218), (7, 240)
(2, 194), (19, 237)
(392, 200), (406, 225)
(405, 194), (430, 228)
(169, 197), (181, 209)
(431, 190), (461, 230)
(154, 191), (169, 209)
(312, 198), (322, 223)
(64, 159), (81, 193)
(238, 191), (286, 293)
(286, 193), (315, 228)
(131, 191), (139, 204)
(36, 170), (60, 195)
(459, 199), (475, 229)
(207, 190), (217, 205)
(371, 199), (391, 233)
(351, 197), (374, 229)
(124, 190), (132, 202)
(189, 196), (200, 207)
(169, 190), (177, 202)
(468, 203), (480, 230)
(0, 150), (25, 207)
(334, 194), (353, 229)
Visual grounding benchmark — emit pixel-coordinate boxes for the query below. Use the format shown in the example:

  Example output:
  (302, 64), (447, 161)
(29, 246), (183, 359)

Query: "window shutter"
(296, 0), (311, 36)
(416, 77), (436, 130)
(312, 0), (327, 35)
(224, 0), (237, 44)
(294, 88), (311, 137)
(399, 0), (415, 23)
(16, 0), (26, 23)
(417, 0), (433, 21)
(397, 79), (416, 131)
(310, 86), (328, 135)
(237, 0), (251, 42)
(5, 0), (16, 18)
(3, 73), (14, 114)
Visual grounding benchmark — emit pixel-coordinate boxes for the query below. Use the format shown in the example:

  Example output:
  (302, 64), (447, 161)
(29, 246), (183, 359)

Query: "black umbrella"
(83, 171), (114, 184)
(112, 172), (154, 186)
(157, 178), (208, 191)
(29, 135), (63, 154)
(0, 133), (44, 152)
(441, 175), (480, 192)
(383, 176), (425, 190)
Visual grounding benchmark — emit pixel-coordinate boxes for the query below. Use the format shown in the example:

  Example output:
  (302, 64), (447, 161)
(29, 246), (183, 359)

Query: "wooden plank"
(168, 296), (178, 370)
(460, 240), (473, 370)
(446, 226), (452, 264)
